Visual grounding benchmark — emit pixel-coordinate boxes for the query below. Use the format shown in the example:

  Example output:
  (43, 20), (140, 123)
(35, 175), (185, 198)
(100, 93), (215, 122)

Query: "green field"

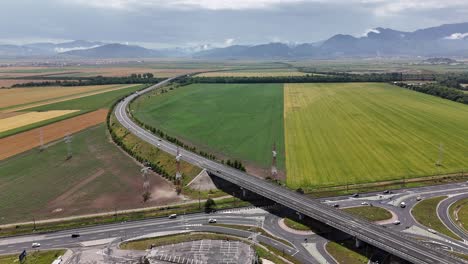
(131, 83), (285, 169)
(284, 83), (468, 188)
(0, 125), (153, 223)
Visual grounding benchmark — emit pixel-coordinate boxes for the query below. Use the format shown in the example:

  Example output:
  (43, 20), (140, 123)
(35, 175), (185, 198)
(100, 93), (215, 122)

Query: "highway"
(115, 76), (466, 264)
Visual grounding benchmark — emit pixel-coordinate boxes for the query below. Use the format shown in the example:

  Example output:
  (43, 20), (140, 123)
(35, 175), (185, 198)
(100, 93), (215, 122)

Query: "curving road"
(437, 194), (468, 242)
(114, 76), (465, 264)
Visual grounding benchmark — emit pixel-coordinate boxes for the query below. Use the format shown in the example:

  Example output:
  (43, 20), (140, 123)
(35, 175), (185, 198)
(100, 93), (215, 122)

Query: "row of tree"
(435, 73), (468, 90)
(393, 82), (468, 104)
(12, 74), (163, 87)
(225, 159), (246, 172)
(189, 72), (427, 84)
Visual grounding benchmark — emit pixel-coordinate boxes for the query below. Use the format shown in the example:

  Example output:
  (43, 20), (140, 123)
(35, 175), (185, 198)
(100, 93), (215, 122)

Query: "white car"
(361, 202), (369, 206)
(393, 220), (401, 225)
(428, 228), (437, 234)
(208, 218), (217, 223)
(32, 242), (41, 248)
(416, 196), (422, 201)
(168, 214), (177, 219)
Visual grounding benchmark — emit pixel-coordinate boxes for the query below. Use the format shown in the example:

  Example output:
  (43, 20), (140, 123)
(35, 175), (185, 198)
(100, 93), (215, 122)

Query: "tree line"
(12, 74), (163, 87)
(393, 82), (468, 105)
(189, 72), (432, 84)
(435, 73), (468, 90)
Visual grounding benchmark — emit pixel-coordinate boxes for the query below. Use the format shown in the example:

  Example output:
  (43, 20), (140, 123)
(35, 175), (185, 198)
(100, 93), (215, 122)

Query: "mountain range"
(1, 22), (468, 59)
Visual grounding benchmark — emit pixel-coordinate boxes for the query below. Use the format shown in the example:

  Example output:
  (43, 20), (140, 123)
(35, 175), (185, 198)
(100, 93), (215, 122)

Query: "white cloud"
(55, 45), (101, 53)
(366, 0), (468, 16)
(224, 38), (235, 46)
(63, 0), (468, 12)
(64, 0), (306, 10)
(444, 32), (468, 40)
(362, 28), (380, 36)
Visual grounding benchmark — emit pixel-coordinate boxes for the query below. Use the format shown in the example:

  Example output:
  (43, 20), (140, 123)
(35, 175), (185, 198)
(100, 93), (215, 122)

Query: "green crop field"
(0, 124), (159, 224)
(284, 83), (468, 188)
(131, 83), (285, 169)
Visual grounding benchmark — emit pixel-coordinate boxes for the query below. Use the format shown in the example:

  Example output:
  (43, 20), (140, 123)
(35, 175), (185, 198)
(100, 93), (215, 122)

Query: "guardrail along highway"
(114, 76), (465, 264)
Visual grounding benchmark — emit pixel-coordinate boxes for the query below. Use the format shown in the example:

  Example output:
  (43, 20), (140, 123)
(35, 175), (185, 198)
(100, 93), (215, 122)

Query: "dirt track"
(0, 109), (108, 160)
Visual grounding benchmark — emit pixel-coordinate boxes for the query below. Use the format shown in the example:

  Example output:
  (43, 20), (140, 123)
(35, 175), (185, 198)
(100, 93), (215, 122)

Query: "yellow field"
(0, 85), (130, 111)
(284, 83), (468, 188)
(0, 110), (78, 133)
(198, 71), (308, 77)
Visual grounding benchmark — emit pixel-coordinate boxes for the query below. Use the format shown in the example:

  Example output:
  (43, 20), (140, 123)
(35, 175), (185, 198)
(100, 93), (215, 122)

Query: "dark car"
(71, 234), (80, 238)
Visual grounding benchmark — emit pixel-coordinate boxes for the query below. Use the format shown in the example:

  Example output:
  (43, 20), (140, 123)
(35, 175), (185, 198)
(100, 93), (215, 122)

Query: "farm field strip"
(0, 109), (108, 160)
(0, 84), (130, 111)
(284, 83), (468, 188)
(0, 110), (79, 133)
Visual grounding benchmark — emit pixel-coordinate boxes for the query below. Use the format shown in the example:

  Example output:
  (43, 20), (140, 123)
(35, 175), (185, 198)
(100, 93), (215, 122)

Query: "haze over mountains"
(1, 22), (468, 59)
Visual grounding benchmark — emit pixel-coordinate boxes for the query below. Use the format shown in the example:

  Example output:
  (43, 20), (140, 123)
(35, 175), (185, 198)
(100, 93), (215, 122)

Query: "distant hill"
(1, 22), (468, 59)
(195, 22), (468, 59)
(0, 40), (105, 57)
(420, 58), (458, 65)
(62, 43), (164, 58)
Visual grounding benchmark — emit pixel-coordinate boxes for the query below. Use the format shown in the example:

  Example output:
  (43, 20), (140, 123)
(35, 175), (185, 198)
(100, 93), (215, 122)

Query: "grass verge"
(326, 240), (369, 264)
(283, 218), (311, 231)
(343, 206), (392, 222)
(412, 196), (461, 240)
(0, 249), (65, 264)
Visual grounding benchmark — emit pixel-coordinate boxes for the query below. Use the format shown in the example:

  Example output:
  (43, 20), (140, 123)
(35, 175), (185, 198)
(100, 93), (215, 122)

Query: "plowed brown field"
(0, 109), (108, 160)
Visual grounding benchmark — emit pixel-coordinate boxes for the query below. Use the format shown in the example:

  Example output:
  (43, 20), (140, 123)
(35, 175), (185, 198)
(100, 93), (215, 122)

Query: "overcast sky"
(1, 0), (468, 48)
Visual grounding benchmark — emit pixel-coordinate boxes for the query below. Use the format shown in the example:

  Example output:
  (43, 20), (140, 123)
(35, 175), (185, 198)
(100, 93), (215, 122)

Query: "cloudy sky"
(1, 0), (468, 48)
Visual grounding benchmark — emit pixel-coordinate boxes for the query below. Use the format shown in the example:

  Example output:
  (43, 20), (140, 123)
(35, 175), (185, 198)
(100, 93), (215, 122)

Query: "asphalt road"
(0, 211), (321, 263)
(115, 76), (465, 264)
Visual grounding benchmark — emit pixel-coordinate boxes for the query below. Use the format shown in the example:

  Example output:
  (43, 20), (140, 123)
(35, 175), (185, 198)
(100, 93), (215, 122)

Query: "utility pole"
(175, 147), (182, 195)
(271, 143), (278, 180)
(64, 132), (73, 160)
(140, 166), (150, 191)
(436, 143), (444, 167)
(198, 184), (201, 209)
(39, 128), (44, 152)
